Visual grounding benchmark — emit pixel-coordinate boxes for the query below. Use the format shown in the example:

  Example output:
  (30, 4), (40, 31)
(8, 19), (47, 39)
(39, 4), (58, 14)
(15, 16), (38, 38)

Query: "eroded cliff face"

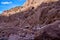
(0, 0), (60, 40)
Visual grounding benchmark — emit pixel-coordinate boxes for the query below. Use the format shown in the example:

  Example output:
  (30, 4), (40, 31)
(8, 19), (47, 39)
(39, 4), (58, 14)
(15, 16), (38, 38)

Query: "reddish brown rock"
(34, 21), (60, 40)
(0, 0), (60, 40)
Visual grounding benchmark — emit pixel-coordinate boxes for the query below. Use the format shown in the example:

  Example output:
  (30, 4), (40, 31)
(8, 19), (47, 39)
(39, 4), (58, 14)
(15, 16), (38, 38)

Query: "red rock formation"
(0, 0), (60, 40)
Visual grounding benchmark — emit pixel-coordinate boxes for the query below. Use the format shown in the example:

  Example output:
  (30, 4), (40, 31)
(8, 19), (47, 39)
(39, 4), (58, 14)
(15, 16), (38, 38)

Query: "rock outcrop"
(0, 0), (60, 40)
(34, 21), (60, 40)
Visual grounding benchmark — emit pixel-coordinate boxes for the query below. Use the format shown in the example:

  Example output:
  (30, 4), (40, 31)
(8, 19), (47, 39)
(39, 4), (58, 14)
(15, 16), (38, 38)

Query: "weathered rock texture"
(34, 21), (60, 40)
(0, 0), (60, 40)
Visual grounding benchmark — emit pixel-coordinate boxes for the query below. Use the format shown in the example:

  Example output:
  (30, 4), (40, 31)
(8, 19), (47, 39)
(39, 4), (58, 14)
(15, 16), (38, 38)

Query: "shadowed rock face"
(0, 0), (60, 40)
(34, 21), (60, 40)
(39, 1), (60, 25)
(34, 0), (60, 40)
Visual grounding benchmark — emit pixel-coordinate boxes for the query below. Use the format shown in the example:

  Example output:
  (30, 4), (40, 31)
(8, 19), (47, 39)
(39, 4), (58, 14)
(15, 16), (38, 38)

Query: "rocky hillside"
(1, 0), (44, 16)
(0, 0), (60, 40)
